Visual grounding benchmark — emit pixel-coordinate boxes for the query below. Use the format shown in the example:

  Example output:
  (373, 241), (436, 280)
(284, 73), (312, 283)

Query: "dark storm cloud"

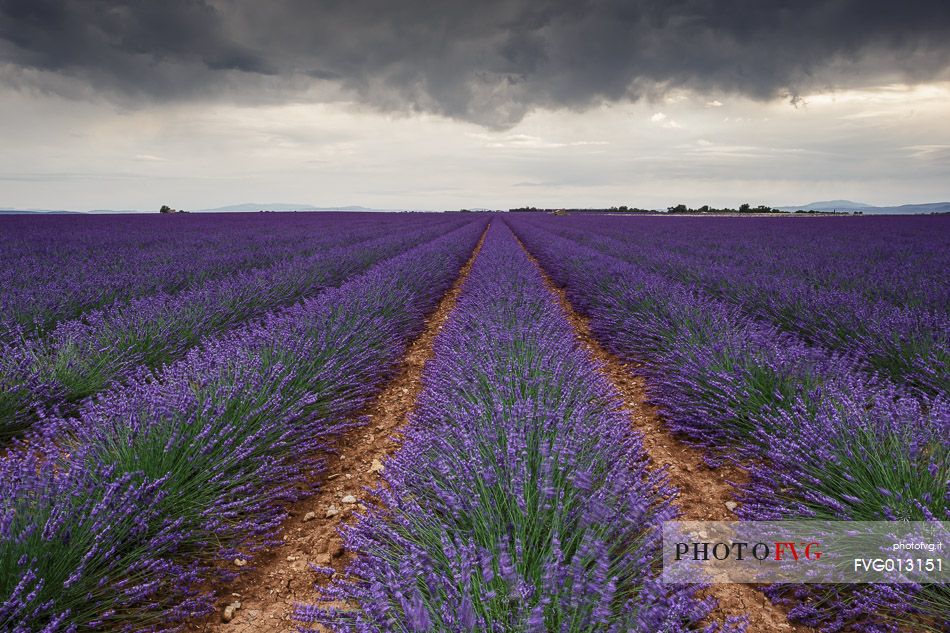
(1, 0), (949, 126)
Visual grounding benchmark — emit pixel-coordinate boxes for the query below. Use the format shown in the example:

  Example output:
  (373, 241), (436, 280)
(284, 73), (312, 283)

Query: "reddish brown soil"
(516, 235), (811, 633)
(192, 227), (488, 632)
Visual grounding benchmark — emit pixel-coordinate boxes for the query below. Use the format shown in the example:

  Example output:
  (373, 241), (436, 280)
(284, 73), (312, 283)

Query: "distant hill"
(876, 202), (950, 214)
(0, 203), (383, 214)
(780, 200), (872, 211)
(778, 200), (950, 214)
(0, 208), (84, 214)
(193, 203), (376, 212)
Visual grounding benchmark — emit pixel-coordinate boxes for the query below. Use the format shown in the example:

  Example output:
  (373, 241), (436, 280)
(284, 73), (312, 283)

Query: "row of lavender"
(0, 216), (465, 440)
(507, 217), (949, 631)
(550, 218), (950, 395)
(531, 216), (950, 398)
(1, 212), (420, 338)
(0, 218), (487, 631)
(298, 223), (740, 632)
(554, 215), (950, 313)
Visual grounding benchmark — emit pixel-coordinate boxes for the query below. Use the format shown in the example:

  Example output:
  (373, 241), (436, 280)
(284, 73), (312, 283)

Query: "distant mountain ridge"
(194, 203), (377, 212)
(0, 207), (84, 214)
(782, 200), (873, 210)
(0, 203), (382, 214)
(3, 200), (948, 215)
(777, 200), (950, 214)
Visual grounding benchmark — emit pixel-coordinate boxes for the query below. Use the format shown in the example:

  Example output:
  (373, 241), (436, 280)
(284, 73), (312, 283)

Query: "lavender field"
(0, 212), (947, 633)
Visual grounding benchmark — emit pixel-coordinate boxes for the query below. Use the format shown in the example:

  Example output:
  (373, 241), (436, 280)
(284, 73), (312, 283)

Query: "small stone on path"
(222, 600), (242, 622)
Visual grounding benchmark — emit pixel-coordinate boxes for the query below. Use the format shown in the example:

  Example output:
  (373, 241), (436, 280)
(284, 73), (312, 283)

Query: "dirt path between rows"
(191, 226), (488, 633)
(514, 232), (810, 633)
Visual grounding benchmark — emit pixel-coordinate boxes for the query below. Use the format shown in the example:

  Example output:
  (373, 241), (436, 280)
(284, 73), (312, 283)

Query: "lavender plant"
(0, 445), (208, 631)
(541, 215), (950, 314)
(0, 212), (418, 338)
(297, 223), (739, 632)
(534, 215), (949, 398)
(507, 216), (948, 631)
(0, 219), (463, 440)
(742, 388), (949, 633)
(0, 219), (487, 631)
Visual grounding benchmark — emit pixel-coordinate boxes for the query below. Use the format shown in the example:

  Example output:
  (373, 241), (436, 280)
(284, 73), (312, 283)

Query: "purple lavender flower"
(1, 217), (487, 631)
(506, 214), (948, 632)
(0, 215), (469, 439)
(297, 223), (734, 632)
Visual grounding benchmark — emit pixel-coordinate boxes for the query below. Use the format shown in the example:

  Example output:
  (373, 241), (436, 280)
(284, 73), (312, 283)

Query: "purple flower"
(298, 222), (720, 632)
(1, 216), (488, 631)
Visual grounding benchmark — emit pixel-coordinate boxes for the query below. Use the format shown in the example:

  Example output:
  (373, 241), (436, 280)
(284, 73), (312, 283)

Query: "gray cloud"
(1, 0), (949, 126)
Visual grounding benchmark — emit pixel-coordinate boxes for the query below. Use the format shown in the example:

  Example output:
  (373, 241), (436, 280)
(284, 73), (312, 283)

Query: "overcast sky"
(1, 0), (949, 211)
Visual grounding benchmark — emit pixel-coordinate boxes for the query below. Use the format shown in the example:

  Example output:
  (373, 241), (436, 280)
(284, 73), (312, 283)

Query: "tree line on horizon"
(503, 204), (862, 215)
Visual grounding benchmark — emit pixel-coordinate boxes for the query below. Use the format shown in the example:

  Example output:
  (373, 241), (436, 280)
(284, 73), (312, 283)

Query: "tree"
(159, 205), (175, 214)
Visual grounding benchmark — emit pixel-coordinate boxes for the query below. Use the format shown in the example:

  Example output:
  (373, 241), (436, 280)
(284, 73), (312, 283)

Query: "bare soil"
(192, 227), (488, 632)
(516, 234), (811, 633)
